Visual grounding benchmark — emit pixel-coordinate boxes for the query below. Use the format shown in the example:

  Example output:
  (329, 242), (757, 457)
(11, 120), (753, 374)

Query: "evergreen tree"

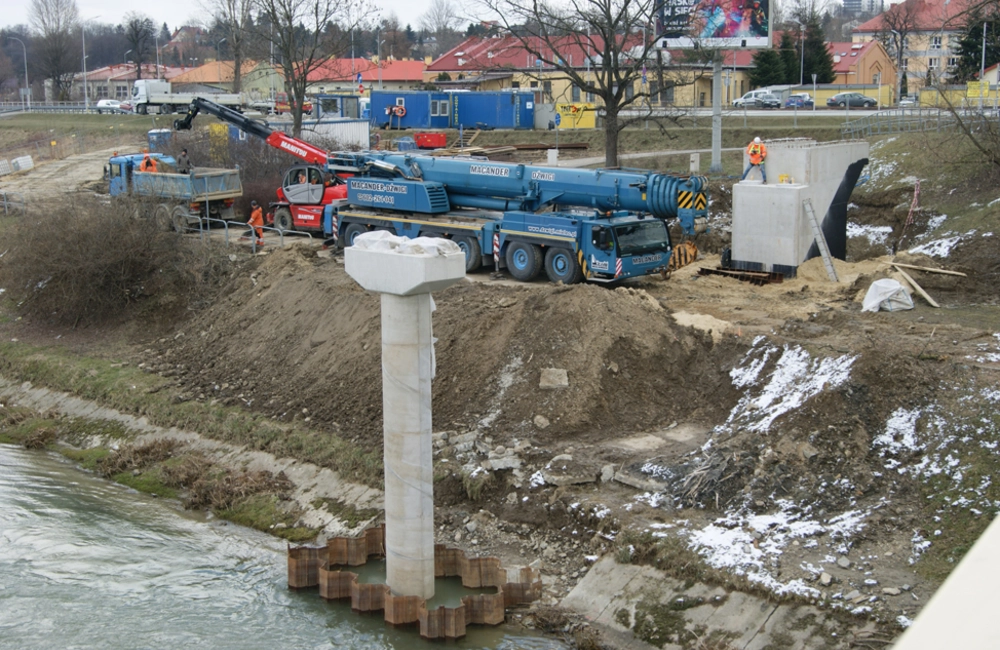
(780, 30), (800, 85)
(950, 19), (1000, 82)
(900, 71), (908, 97)
(802, 17), (835, 84)
(749, 49), (786, 88)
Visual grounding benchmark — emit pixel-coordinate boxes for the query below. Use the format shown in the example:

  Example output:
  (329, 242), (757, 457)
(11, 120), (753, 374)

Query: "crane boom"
(173, 97), (330, 165)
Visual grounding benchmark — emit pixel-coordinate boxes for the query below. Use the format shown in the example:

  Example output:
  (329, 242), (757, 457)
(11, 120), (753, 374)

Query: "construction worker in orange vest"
(140, 151), (158, 173)
(248, 200), (264, 247)
(742, 136), (767, 183)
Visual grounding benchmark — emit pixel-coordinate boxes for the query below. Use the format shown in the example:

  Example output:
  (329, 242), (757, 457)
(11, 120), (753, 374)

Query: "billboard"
(656, 0), (771, 49)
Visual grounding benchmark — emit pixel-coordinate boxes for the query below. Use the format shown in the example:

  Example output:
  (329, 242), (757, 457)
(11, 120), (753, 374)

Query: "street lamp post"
(377, 30), (385, 90)
(8, 36), (29, 110)
(789, 19), (805, 86)
(81, 16), (100, 111)
(217, 38), (227, 88)
(155, 34), (161, 80)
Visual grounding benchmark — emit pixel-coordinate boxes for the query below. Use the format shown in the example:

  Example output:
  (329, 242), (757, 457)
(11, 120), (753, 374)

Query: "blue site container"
(370, 91), (534, 130)
(147, 128), (173, 152)
(453, 92), (533, 130)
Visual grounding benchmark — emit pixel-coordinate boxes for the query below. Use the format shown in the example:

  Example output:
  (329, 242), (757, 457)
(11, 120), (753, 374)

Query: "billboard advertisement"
(656, 0), (771, 49)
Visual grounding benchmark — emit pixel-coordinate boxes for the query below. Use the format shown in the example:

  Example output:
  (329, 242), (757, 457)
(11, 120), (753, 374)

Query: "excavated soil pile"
(152, 245), (746, 448)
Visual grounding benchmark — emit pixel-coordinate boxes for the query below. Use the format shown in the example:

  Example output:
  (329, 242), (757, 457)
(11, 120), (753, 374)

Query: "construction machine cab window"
(613, 221), (670, 256)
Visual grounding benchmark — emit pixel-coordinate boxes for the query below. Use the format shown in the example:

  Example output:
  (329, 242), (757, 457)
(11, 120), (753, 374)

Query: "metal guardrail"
(178, 217), (314, 253)
(1, 191), (26, 215)
(841, 107), (1000, 139)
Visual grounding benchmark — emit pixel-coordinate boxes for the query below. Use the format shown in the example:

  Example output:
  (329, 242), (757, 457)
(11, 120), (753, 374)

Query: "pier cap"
(345, 231), (466, 295)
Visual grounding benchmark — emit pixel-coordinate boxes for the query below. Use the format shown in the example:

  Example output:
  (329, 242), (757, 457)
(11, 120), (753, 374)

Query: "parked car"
(754, 93), (782, 109)
(826, 92), (878, 108)
(119, 101), (132, 113)
(733, 89), (773, 108)
(784, 92), (814, 108)
(95, 99), (125, 114)
(898, 96), (918, 107)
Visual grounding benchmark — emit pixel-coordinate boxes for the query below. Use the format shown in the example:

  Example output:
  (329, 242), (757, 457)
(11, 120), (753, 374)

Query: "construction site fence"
(840, 106), (1000, 139)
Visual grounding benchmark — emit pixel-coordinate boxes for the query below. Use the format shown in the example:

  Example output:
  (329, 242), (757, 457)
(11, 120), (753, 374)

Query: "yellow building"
(425, 35), (753, 109)
(853, 0), (975, 90)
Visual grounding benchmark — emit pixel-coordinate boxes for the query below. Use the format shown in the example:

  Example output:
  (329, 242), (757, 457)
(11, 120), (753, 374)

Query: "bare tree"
(419, 0), (464, 53)
(28, 0), (78, 100)
(253, 0), (368, 137)
(123, 13), (155, 80)
(480, 0), (670, 167)
(207, 0), (253, 92)
(380, 14), (411, 60)
(876, 0), (922, 101)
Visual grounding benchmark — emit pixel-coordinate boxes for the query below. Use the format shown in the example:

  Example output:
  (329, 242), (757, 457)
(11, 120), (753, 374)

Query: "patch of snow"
(847, 223), (894, 246)
(873, 408), (925, 456)
(721, 343), (856, 433)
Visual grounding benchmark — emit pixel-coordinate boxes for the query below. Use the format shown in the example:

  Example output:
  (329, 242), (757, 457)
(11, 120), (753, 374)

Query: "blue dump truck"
(107, 152), (243, 231)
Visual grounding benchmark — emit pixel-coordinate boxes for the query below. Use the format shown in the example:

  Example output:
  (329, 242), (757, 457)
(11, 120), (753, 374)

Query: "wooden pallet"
(698, 267), (784, 286)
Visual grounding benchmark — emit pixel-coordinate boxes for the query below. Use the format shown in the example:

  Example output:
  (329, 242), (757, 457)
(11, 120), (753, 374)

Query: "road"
(0, 146), (129, 200)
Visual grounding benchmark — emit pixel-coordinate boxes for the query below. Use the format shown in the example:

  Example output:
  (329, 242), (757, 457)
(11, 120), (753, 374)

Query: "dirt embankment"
(151, 246), (745, 449)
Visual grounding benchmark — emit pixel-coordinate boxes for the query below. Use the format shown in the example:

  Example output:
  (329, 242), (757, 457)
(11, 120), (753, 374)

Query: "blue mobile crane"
(174, 97), (708, 283)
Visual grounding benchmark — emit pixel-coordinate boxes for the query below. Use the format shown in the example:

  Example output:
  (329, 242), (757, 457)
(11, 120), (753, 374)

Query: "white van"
(733, 89), (772, 108)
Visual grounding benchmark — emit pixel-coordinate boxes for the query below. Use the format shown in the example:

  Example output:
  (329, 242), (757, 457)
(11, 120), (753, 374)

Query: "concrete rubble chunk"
(600, 464), (616, 483)
(837, 556), (852, 569)
(882, 587), (902, 596)
(539, 368), (569, 389)
(533, 415), (550, 429)
(551, 454), (573, 464)
(820, 572), (833, 586)
(844, 590), (862, 601)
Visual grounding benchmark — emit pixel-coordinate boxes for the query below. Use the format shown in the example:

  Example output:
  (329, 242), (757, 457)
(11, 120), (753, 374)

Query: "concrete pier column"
(344, 232), (465, 599)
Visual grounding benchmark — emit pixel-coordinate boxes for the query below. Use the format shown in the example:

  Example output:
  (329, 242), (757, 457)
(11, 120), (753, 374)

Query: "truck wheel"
(171, 206), (190, 233)
(341, 223), (367, 247)
(454, 235), (482, 272)
(505, 241), (543, 282)
(153, 203), (172, 231)
(273, 207), (293, 232)
(138, 104), (148, 115)
(544, 247), (583, 284)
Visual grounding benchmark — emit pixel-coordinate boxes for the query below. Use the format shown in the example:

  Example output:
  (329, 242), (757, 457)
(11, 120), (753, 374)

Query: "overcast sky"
(2, 0), (446, 36)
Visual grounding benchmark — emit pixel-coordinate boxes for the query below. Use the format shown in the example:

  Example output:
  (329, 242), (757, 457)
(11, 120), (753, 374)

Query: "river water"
(0, 444), (566, 650)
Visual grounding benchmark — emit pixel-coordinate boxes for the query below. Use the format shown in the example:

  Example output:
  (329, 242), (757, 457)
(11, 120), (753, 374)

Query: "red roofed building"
(852, 0), (975, 86)
(306, 58), (427, 93)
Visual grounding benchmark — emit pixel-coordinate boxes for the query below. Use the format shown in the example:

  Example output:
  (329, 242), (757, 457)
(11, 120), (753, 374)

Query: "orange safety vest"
(140, 155), (158, 172)
(746, 142), (766, 165)
(249, 206), (263, 228)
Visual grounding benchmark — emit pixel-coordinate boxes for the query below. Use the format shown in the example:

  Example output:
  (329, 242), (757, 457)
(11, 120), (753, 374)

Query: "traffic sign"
(554, 113), (561, 126)
(356, 72), (363, 84)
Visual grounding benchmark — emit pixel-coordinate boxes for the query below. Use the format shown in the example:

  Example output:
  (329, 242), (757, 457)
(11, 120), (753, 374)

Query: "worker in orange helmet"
(140, 151), (158, 173)
(248, 200), (264, 247)
(742, 136), (767, 184)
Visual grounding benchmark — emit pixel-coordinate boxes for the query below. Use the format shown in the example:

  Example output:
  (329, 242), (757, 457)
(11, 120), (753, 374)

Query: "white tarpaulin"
(862, 279), (914, 312)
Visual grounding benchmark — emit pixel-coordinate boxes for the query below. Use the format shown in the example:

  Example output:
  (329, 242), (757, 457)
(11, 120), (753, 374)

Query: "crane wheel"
(544, 247), (583, 284)
(273, 207), (293, 232)
(341, 223), (368, 247)
(453, 235), (482, 272)
(505, 242), (543, 282)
